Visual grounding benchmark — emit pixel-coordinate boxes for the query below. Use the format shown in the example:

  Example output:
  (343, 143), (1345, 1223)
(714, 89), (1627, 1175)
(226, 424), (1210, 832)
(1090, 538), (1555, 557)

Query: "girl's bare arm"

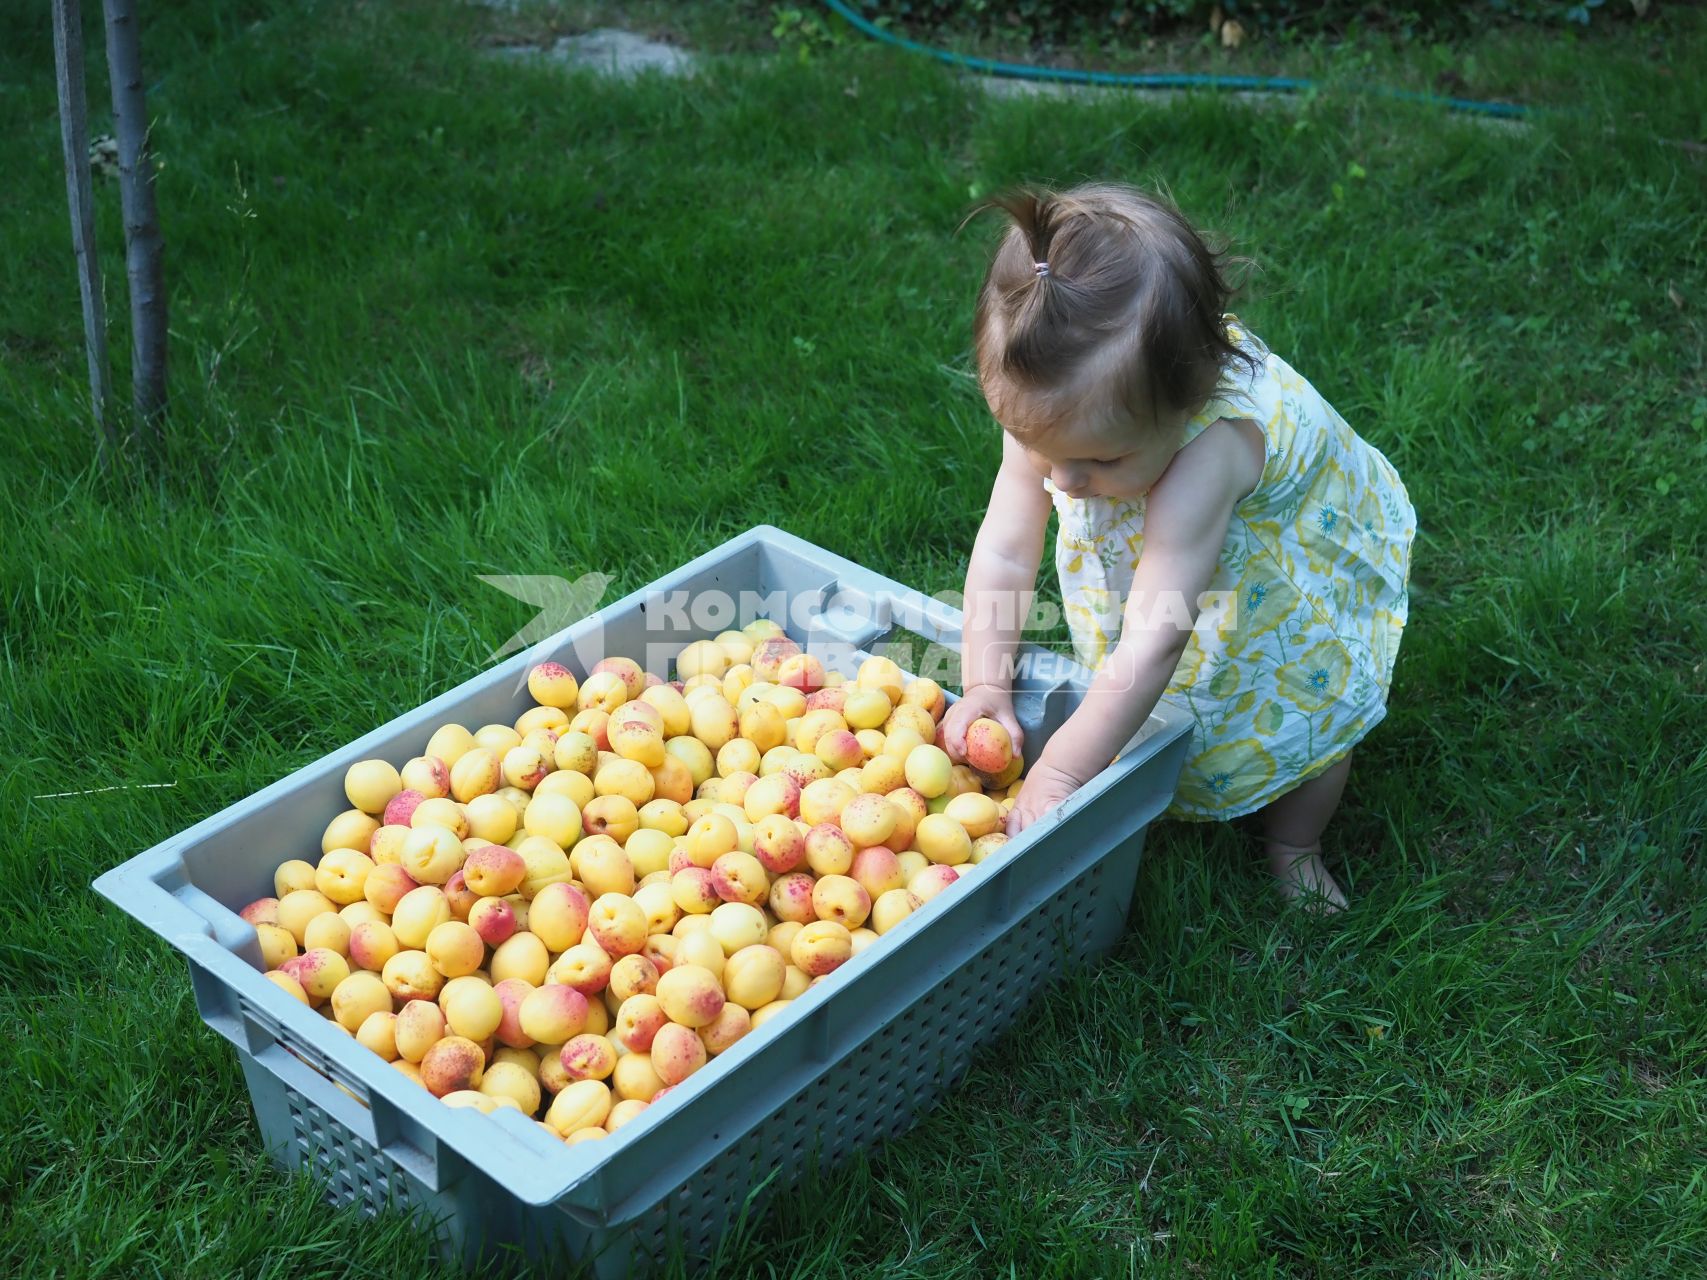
(960, 433), (1052, 692)
(941, 435), (1053, 762)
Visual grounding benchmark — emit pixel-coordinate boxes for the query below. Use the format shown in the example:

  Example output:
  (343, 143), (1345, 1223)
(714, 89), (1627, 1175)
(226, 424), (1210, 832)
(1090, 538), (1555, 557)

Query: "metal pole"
(51, 0), (117, 464)
(103, 0), (168, 449)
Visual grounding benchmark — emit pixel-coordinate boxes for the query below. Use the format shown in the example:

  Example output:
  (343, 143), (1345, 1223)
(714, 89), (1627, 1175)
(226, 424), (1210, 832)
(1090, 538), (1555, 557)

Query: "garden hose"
(818, 0), (1533, 120)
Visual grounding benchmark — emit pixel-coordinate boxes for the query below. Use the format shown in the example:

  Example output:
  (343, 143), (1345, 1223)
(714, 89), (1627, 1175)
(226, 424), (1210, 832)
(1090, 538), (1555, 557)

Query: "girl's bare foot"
(1266, 840), (1348, 913)
(1257, 755), (1354, 914)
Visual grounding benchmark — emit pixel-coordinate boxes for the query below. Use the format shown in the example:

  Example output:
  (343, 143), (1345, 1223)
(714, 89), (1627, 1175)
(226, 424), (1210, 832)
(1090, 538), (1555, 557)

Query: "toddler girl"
(939, 183), (1417, 910)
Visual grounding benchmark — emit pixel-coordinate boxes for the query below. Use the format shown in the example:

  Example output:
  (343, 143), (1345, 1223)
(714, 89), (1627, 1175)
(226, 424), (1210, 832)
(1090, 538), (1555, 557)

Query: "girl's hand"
(1004, 761), (1086, 836)
(940, 683), (1025, 767)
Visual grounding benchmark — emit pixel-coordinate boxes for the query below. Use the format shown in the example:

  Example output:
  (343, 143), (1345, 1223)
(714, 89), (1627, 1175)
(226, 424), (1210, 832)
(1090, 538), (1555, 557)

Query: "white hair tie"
(1033, 261), (1051, 278)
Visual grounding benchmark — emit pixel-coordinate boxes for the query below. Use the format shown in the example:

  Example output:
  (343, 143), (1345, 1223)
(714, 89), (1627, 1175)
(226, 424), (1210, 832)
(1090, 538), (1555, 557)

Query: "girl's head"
(971, 182), (1255, 499)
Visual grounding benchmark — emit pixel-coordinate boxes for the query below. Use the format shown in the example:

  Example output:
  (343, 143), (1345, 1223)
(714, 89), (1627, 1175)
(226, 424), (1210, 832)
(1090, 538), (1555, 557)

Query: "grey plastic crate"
(92, 525), (1192, 1276)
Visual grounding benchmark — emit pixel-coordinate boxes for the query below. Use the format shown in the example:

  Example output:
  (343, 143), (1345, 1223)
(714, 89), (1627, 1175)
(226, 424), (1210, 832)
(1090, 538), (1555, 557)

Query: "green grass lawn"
(4, 0), (1706, 1275)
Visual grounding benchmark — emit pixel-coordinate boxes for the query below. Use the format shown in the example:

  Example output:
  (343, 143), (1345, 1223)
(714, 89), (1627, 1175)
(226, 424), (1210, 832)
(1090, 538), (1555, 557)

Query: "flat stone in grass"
(486, 28), (697, 79)
(979, 76), (1296, 113)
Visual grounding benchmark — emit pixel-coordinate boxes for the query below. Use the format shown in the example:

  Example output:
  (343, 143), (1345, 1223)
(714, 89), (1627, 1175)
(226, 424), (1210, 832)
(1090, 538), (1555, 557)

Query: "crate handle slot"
(255, 1040), (379, 1144)
(253, 1041), (447, 1192)
(875, 588), (962, 649)
(810, 581), (963, 652)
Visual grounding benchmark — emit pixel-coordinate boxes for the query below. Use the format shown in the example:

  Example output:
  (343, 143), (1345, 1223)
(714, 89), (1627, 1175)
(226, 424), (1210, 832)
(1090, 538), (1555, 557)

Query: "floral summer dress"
(1047, 315), (1417, 819)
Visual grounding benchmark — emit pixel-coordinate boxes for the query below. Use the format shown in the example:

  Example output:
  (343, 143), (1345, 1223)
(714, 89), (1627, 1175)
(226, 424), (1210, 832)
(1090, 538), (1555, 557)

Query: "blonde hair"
(970, 182), (1256, 443)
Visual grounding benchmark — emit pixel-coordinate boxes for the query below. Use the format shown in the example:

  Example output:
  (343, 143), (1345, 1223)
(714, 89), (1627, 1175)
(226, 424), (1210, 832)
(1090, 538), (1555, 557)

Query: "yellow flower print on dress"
(1222, 560), (1302, 661)
(1297, 457), (1355, 577)
(1204, 660), (1242, 700)
(1252, 700), (1287, 737)
(1275, 639), (1353, 713)
(1166, 637), (1209, 694)
(1064, 585), (1123, 669)
(1065, 608), (1110, 669)
(1241, 516), (1286, 551)
(1174, 739), (1277, 811)
(1369, 607), (1406, 684)
(1356, 485), (1387, 547)
(1237, 524), (1310, 599)
(1332, 715), (1365, 748)
(1351, 565), (1385, 611)
(1061, 533), (1096, 577)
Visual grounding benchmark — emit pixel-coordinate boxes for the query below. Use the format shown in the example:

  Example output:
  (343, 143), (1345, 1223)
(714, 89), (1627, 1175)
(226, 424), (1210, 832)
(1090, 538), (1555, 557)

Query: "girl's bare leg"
(1259, 753), (1353, 911)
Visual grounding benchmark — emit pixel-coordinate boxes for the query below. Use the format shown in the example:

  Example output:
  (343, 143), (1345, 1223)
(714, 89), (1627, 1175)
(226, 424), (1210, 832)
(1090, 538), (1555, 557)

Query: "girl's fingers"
(1004, 789), (1037, 836)
(944, 697), (984, 762)
(940, 708), (967, 762)
(1000, 711), (1025, 761)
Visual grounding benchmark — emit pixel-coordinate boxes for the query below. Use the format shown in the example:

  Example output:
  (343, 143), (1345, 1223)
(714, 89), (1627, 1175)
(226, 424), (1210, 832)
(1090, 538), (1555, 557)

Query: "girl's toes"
(1268, 845), (1348, 914)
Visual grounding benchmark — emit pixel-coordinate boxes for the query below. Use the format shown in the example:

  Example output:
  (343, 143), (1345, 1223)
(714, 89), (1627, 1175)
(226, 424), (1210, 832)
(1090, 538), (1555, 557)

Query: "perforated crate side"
(240, 1047), (425, 1214)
